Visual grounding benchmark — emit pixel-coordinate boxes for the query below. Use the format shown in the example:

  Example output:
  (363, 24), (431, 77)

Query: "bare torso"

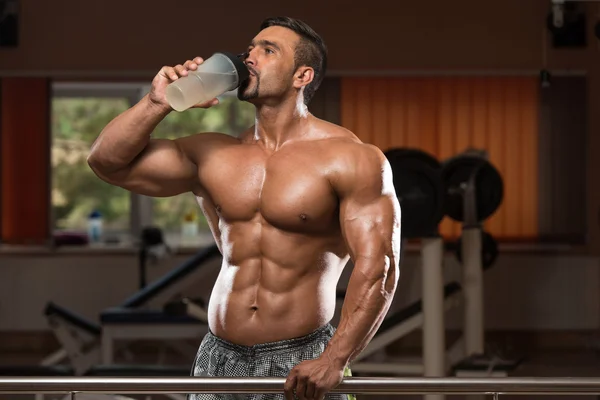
(190, 120), (357, 346)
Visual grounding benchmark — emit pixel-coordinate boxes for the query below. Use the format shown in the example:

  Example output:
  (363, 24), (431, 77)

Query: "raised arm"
(87, 57), (220, 197)
(284, 143), (401, 400)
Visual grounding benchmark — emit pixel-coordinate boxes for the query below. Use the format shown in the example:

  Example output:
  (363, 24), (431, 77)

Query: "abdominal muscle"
(206, 221), (348, 346)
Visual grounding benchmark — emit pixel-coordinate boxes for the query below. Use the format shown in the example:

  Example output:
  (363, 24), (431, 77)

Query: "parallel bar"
(1, 377), (600, 395)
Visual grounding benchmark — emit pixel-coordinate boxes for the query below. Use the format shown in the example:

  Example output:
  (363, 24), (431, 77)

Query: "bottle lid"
(218, 51), (250, 85)
(89, 210), (102, 219)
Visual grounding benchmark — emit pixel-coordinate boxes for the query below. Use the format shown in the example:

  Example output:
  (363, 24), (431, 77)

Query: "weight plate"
(442, 155), (504, 222)
(455, 230), (499, 269)
(384, 148), (444, 238)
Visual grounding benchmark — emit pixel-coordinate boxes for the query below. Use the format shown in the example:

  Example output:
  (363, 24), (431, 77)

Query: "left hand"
(284, 356), (345, 400)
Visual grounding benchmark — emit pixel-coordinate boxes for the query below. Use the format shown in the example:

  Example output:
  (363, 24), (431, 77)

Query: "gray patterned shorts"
(187, 323), (356, 400)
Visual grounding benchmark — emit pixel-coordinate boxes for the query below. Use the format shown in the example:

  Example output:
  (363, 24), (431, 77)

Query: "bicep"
(341, 193), (401, 267)
(99, 138), (198, 197)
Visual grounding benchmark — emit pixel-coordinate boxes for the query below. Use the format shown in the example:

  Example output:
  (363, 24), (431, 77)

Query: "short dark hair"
(259, 16), (327, 105)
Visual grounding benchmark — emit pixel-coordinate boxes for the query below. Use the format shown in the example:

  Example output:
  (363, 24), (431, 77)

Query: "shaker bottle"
(166, 52), (249, 112)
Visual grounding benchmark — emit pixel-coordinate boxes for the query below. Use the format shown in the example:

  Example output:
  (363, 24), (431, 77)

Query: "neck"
(252, 95), (310, 150)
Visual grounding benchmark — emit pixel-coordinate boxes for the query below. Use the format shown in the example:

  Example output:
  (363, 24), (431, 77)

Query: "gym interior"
(1, 0), (600, 399)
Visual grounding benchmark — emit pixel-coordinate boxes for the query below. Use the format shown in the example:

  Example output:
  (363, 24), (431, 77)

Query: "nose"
(242, 49), (257, 68)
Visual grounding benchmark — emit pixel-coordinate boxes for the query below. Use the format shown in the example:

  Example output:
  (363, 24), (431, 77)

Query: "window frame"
(52, 82), (151, 239)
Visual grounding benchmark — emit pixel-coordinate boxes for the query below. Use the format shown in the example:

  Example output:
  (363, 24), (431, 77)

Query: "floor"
(1, 349), (600, 400)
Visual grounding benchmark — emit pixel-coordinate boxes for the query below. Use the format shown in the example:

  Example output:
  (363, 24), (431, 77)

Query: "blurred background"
(1, 0), (600, 399)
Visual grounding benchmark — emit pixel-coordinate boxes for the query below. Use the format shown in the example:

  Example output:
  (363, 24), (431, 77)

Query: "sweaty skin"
(88, 23), (401, 398)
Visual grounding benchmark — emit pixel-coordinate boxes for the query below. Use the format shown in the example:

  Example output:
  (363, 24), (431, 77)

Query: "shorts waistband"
(207, 323), (335, 357)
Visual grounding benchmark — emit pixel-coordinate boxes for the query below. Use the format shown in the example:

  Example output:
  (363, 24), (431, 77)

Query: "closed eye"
(249, 39), (281, 55)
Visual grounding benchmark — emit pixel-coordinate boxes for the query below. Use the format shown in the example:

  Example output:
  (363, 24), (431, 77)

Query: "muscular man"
(88, 16), (401, 400)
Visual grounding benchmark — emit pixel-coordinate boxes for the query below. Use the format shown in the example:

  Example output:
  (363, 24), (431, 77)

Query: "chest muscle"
(200, 149), (338, 233)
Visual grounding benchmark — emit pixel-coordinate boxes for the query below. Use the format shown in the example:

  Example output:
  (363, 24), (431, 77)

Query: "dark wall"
(0, 0), (592, 75)
(539, 77), (588, 243)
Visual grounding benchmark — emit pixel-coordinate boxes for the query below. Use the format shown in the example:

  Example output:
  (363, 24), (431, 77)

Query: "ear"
(293, 66), (314, 89)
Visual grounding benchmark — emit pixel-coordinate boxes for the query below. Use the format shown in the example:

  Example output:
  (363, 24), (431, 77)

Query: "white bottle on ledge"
(87, 210), (103, 244)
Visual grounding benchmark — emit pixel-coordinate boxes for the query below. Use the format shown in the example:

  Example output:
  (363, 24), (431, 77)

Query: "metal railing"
(1, 377), (600, 396)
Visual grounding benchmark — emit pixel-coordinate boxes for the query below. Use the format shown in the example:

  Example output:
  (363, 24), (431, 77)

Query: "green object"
(343, 367), (357, 400)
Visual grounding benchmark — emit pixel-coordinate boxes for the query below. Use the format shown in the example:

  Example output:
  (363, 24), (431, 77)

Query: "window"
(51, 83), (255, 245)
(51, 96), (133, 234)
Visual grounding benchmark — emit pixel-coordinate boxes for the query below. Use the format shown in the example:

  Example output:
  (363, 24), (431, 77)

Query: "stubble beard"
(237, 76), (259, 101)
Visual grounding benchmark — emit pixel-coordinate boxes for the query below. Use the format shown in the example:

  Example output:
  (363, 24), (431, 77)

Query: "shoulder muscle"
(175, 131), (241, 167)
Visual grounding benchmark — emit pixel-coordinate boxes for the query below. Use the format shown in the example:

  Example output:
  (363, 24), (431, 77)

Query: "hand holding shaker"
(166, 52), (249, 112)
